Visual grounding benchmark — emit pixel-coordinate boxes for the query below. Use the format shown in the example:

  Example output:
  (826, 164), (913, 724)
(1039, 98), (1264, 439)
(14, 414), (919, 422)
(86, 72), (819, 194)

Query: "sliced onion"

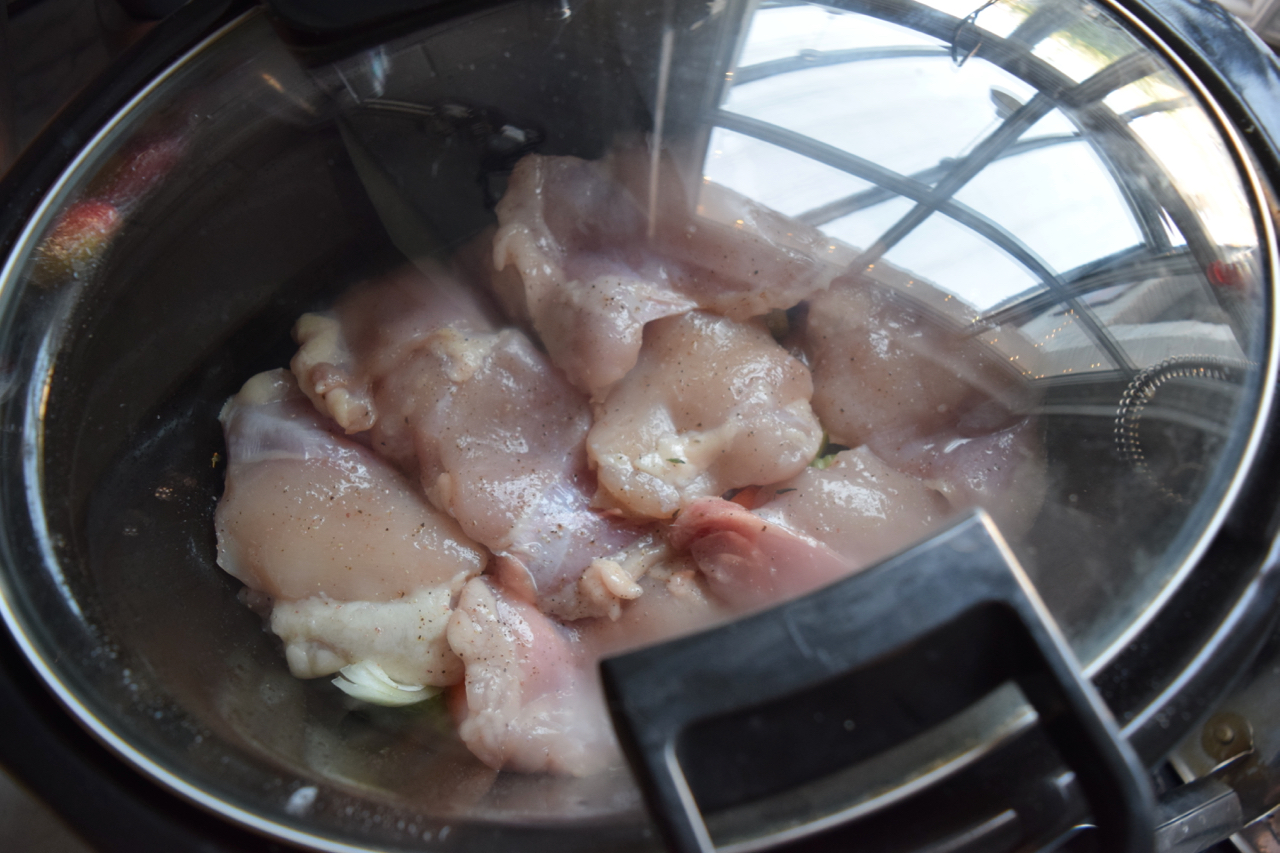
(331, 661), (438, 707)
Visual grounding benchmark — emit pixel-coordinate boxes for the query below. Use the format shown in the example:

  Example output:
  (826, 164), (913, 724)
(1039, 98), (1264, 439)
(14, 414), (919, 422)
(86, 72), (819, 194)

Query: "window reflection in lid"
(689, 0), (1269, 669)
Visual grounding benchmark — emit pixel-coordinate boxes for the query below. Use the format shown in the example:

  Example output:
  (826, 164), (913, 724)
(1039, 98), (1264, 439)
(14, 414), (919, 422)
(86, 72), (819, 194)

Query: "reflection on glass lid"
(0, 0), (1272, 845)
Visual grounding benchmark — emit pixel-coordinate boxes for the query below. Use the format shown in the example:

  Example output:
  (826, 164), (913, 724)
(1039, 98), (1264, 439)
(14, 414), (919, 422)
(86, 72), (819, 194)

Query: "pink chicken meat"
(588, 311), (823, 519)
(447, 576), (619, 776)
(492, 151), (849, 399)
(215, 369), (486, 603)
(801, 278), (1046, 537)
(214, 369), (488, 688)
(291, 266), (645, 612)
(373, 325), (645, 610)
(213, 150), (1047, 782)
(448, 563), (733, 776)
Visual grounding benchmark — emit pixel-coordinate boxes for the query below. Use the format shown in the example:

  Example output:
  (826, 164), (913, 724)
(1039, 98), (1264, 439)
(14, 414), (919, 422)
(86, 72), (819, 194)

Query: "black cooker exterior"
(2, 0), (1280, 851)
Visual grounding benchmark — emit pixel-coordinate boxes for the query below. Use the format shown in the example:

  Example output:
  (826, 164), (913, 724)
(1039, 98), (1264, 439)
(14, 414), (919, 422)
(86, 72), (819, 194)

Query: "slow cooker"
(4, 0), (1280, 850)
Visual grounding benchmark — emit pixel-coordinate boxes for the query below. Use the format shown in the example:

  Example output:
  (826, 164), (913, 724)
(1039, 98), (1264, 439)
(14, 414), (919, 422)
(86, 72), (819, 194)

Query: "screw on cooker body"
(1201, 711), (1254, 764)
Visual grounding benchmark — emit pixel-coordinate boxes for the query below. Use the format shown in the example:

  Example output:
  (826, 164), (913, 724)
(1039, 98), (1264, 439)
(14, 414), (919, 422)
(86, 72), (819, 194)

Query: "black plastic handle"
(258, 0), (501, 62)
(261, 0), (440, 33)
(600, 511), (1156, 853)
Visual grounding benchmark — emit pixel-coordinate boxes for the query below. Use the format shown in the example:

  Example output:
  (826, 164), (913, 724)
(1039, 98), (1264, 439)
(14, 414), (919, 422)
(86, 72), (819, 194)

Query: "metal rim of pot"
(0, 0), (1278, 850)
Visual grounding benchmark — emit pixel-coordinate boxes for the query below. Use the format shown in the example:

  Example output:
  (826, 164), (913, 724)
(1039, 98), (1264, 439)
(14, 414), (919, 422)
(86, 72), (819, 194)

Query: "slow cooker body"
(2, 0), (1280, 851)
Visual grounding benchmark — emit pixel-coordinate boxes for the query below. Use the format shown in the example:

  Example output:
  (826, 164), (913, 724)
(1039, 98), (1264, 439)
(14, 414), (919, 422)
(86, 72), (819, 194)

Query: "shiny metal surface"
(0, 14), (388, 852)
(1155, 774), (1244, 853)
(1171, 624), (1280, 853)
(0, 0), (1275, 850)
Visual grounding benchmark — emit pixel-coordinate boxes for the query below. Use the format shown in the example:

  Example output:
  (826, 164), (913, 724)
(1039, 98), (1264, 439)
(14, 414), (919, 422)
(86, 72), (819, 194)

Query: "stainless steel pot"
(1, 0), (1279, 850)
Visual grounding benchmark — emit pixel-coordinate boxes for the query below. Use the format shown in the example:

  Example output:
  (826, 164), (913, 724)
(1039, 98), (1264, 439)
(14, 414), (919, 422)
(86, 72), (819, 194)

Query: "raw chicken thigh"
(801, 278), (1046, 537)
(755, 446), (951, 562)
(215, 369), (486, 689)
(291, 265), (644, 613)
(371, 324), (646, 613)
(492, 154), (697, 399)
(668, 446), (952, 609)
(291, 264), (495, 463)
(215, 369), (487, 603)
(491, 151), (850, 399)
(213, 149), (1046, 781)
(670, 498), (855, 610)
(870, 414), (1047, 539)
(804, 279), (1028, 446)
(588, 311), (823, 519)
(448, 559), (733, 775)
(448, 576), (620, 776)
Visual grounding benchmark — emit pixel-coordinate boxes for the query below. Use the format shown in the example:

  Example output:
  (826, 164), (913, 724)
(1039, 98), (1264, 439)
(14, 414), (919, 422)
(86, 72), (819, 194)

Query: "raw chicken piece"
(371, 325), (644, 609)
(588, 311), (823, 519)
(800, 278), (1046, 539)
(214, 369), (487, 603)
(669, 449), (949, 610)
(492, 154), (697, 398)
(491, 152), (850, 398)
(287, 266), (643, 609)
(803, 279), (1029, 448)
(670, 498), (856, 610)
(645, 160), (852, 321)
(290, 264), (495, 444)
(290, 312), (375, 434)
(447, 576), (620, 776)
(755, 446), (950, 563)
(582, 555), (735, 653)
(545, 530), (670, 622)
(271, 586), (463, 687)
(869, 413), (1047, 540)
(335, 263), (496, 382)
(289, 265), (643, 611)
(446, 563), (732, 775)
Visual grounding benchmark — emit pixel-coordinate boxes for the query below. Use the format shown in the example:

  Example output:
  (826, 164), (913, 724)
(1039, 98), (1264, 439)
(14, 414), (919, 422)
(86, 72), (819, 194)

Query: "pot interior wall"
(1, 0), (1273, 848)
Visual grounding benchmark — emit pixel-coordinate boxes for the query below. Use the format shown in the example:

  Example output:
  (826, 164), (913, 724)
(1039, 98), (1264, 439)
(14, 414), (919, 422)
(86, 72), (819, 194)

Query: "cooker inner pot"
(0, 0), (1273, 848)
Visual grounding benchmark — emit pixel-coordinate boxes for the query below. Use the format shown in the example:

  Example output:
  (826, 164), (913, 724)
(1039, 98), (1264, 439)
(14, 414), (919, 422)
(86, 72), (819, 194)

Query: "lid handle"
(258, 0), (496, 61)
(260, 0), (441, 33)
(600, 511), (1156, 853)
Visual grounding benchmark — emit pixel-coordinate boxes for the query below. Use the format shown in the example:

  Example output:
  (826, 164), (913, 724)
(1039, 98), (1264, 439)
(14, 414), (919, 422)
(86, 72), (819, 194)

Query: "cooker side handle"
(599, 510), (1156, 853)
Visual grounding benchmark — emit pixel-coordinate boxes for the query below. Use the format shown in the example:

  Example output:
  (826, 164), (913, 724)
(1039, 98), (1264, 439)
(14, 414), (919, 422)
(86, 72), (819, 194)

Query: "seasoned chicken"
(215, 369), (488, 694)
(491, 152), (850, 399)
(287, 266), (644, 610)
(755, 446), (950, 561)
(291, 264), (496, 460)
(803, 279), (1027, 447)
(670, 498), (855, 610)
(271, 586), (462, 687)
(447, 563), (732, 776)
(372, 325), (646, 610)
(492, 154), (696, 399)
(447, 576), (621, 776)
(868, 414), (1047, 539)
(801, 278), (1045, 538)
(213, 149), (1049, 782)
(664, 447), (951, 611)
(588, 311), (823, 519)
(214, 369), (487, 603)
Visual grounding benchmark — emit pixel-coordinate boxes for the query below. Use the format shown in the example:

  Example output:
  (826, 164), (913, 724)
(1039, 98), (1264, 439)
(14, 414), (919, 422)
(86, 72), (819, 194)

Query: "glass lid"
(0, 0), (1273, 849)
